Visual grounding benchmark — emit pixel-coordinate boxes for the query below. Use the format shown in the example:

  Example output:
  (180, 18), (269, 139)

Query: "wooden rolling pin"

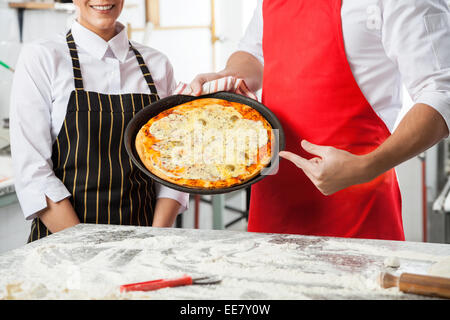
(379, 272), (450, 299)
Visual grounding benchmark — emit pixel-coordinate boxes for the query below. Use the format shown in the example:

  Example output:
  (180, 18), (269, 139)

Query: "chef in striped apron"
(10, 0), (189, 242)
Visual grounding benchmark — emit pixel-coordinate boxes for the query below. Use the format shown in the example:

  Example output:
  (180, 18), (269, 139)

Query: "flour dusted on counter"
(428, 257), (450, 278)
(321, 239), (444, 263)
(383, 257), (400, 268)
(0, 225), (446, 300)
(0, 234), (189, 299)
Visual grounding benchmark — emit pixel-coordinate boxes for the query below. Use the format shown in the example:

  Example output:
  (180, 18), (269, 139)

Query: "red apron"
(248, 0), (405, 240)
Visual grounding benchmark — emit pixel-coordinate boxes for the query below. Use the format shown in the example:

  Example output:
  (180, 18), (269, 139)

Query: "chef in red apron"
(180, 0), (450, 240)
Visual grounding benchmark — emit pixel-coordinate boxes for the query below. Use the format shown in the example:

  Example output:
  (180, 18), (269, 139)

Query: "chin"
(97, 21), (116, 30)
(90, 18), (116, 30)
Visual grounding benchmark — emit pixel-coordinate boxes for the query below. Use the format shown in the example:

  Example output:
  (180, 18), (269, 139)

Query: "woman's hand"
(279, 140), (373, 195)
(38, 197), (80, 233)
(152, 198), (181, 227)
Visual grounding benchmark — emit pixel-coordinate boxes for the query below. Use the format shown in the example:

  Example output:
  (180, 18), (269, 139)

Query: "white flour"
(0, 229), (447, 300)
(384, 257), (400, 268)
(428, 257), (450, 278)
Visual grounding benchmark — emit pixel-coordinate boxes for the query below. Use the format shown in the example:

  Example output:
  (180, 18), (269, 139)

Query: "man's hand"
(175, 51), (263, 98)
(175, 73), (258, 100)
(190, 71), (229, 96)
(279, 140), (372, 195)
(280, 103), (449, 196)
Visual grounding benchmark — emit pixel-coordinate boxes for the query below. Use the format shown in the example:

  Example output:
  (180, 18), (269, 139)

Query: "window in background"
(159, 0), (211, 26)
(118, 0), (147, 38)
(120, 0), (212, 83)
(147, 0), (213, 83)
(121, 0), (258, 84)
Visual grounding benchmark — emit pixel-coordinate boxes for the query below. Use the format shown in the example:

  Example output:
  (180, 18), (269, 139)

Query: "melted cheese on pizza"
(148, 103), (270, 181)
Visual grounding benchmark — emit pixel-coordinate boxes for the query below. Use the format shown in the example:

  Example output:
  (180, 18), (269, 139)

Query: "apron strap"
(129, 43), (159, 97)
(65, 30), (158, 96)
(66, 30), (84, 90)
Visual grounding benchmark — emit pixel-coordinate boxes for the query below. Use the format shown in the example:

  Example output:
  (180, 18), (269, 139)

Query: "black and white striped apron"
(28, 30), (159, 242)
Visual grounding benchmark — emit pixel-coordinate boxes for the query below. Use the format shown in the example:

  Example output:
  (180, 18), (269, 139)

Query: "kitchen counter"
(0, 154), (16, 208)
(0, 151), (15, 202)
(0, 224), (449, 300)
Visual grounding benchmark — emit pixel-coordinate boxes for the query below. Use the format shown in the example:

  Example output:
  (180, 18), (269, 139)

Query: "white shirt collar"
(71, 21), (130, 62)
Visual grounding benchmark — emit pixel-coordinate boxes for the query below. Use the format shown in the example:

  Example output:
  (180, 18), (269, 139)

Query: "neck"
(77, 19), (117, 41)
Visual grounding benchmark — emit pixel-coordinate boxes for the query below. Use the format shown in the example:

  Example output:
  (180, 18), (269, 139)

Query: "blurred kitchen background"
(1, 0), (450, 253)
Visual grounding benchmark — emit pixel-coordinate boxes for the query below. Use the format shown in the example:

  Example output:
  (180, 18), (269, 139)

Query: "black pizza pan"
(124, 91), (285, 195)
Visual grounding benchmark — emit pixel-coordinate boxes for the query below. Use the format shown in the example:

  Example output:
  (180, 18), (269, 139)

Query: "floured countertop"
(0, 224), (449, 300)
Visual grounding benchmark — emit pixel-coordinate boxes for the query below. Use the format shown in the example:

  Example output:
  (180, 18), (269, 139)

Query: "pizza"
(135, 98), (273, 189)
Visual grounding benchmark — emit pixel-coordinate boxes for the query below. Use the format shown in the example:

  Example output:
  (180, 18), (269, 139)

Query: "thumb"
(190, 78), (204, 96)
(190, 73), (225, 96)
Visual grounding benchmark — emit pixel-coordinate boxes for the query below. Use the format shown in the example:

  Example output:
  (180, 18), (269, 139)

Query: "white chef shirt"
(238, 0), (450, 132)
(10, 21), (189, 220)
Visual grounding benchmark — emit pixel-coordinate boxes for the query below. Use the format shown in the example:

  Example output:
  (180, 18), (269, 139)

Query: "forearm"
(38, 197), (80, 233)
(220, 51), (264, 92)
(362, 103), (449, 179)
(152, 198), (181, 227)
(279, 103), (450, 196)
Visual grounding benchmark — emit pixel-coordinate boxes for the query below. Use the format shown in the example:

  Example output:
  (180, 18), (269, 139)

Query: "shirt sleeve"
(144, 47), (177, 99)
(155, 183), (190, 214)
(382, 0), (450, 131)
(9, 42), (71, 220)
(237, 0), (264, 65)
(165, 59), (177, 96)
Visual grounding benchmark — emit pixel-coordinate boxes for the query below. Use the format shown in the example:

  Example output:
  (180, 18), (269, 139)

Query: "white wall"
(215, 0), (257, 71)
(137, 0), (258, 83)
(396, 156), (423, 242)
(0, 42), (21, 120)
(394, 87), (423, 242)
(0, 4), (74, 253)
(0, 202), (31, 254)
(0, 3), (21, 120)
(0, 4), (74, 120)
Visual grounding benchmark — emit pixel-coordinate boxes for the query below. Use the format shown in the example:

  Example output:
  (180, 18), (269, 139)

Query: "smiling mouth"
(90, 4), (115, 11)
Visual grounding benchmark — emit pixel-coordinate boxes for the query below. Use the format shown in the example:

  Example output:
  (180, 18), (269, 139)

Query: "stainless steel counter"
(0, 153), (17, 208)
(0, 224), (449, 300)
(0, 181), (16, 208)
